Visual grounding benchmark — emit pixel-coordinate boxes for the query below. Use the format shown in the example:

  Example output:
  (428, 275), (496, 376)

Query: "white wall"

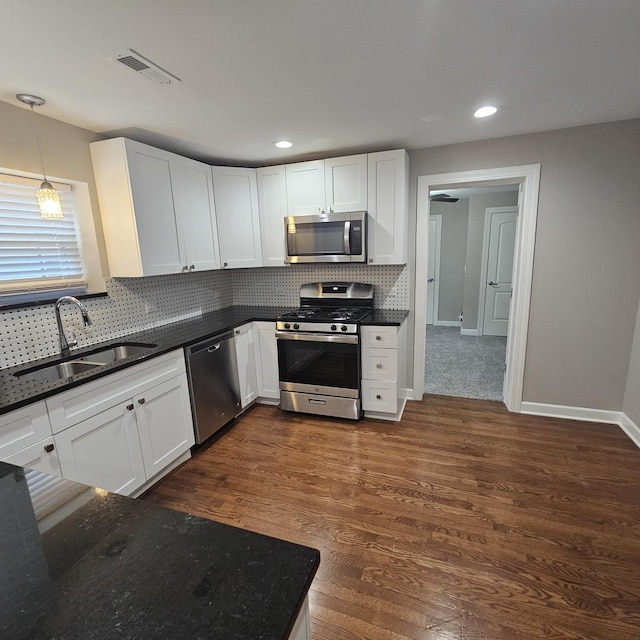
(409, 118), (640, 411)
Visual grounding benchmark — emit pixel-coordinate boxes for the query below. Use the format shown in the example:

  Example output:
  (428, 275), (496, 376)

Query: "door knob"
(488, 281), (498, 286)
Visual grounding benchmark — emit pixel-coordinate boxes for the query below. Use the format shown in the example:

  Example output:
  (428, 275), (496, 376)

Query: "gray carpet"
(424, 326), (507, 401)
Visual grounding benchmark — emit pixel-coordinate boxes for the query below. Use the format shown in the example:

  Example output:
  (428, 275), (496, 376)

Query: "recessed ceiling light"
(274, 140), (294, 149)
(474, 105), (498, 118)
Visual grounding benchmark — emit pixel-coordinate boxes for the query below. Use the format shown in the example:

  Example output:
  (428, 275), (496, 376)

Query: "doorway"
(413, 165), (541, 412)
(424, 188), (517, 401)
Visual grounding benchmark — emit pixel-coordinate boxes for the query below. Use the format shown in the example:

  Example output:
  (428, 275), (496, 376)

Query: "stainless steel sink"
(14, 342), (157, 382)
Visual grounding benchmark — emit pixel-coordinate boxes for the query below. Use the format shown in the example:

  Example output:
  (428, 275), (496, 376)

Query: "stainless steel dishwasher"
(186, 331), (241, 444)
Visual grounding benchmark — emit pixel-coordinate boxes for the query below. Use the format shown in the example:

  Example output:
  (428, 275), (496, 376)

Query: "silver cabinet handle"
(207, 343), (221, 352)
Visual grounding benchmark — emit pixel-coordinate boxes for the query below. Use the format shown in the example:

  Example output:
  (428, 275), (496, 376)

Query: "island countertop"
(0, 461), (320, 640)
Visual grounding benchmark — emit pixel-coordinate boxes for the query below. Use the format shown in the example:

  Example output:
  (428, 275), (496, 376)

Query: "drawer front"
(361, 325), (398, 349)
(361, 347), (398, 381)
(47, 349), (186, 434)
(362, 379), (397, 413)
(3, 436), (63, 477)
(0, 401), (53, 459)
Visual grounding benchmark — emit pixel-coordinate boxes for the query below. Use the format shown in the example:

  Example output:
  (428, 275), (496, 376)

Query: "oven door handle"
(275, 331), (359, 345)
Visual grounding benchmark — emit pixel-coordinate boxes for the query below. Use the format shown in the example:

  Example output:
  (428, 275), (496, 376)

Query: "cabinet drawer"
(47, 350), (185, 434)
(361, 347), (398, 381)
(362, 380), (398, 413)
(3, 436), (62, 478)
(0, 401), (53, 459)
(361, 326), (398, 349)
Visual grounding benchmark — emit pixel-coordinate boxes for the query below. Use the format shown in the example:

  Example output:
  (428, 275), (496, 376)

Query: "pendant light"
(16, 93), (63, 219)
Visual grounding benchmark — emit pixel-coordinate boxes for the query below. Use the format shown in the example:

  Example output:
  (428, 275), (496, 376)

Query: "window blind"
(0, 173), (86, 294)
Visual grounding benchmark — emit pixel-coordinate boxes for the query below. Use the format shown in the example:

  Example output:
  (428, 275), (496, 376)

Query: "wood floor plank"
(146, 397), (640, 639)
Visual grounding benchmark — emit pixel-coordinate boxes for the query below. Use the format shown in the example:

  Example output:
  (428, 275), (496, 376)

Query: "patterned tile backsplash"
(0, 264), (408, 369)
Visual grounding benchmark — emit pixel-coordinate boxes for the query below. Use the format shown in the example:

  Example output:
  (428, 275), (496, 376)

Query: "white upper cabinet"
(367, 149), (409, 265)
(211, 166), (263, 269)
(285, 160), (326, 215)
(324, 154), (368, 213)
(90, 138), (220, 277)
(171, 159), (221, 272)
(256, 165), (288, 267)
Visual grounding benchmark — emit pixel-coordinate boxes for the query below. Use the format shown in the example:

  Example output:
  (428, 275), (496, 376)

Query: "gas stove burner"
(328, 307), (364, 321)
(284, 308), (321, 319)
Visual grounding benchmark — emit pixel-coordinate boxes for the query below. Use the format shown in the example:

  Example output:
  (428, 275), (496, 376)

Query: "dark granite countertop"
(0, 460), (320, 640)
(0, 305), (408, 416)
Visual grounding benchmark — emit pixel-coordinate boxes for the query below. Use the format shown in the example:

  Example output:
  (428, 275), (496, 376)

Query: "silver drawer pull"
(309, 399), (326, 405)
(207, 343), (221, 352)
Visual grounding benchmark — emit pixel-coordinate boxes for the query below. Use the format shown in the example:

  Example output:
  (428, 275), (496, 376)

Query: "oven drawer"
(280, 391), (360, 420)
(361, 380), (398, 413)
(361, 347), (398, 382)
(361, 326), (398, 349)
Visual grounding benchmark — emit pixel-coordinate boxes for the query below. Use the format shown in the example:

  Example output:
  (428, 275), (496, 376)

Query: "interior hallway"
(424, 325), (507, 401)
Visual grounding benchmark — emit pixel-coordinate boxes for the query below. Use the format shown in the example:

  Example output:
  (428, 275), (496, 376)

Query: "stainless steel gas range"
(276, 282), (374, 420)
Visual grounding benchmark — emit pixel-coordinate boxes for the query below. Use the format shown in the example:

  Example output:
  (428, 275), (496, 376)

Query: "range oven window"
(277, 337), (359, 390)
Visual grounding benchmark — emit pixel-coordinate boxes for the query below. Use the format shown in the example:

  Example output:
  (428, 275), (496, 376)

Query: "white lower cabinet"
(55, 402), (147, 495)
(235, 323), (259, 408)
(253, 321), (279, 400)
(289, 596), (311, 640)
(3, 436), (62, 477)
(0, 401), (52, 460)
(361, 324), (407, 421)
(46, 349), (194, 496)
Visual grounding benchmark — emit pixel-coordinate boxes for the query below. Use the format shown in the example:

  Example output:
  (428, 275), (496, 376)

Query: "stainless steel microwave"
(284, 211), (367, 264)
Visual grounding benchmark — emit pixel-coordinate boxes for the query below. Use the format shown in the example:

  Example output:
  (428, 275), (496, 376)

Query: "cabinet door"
(3, 437), (62, 477)
(0, 401), (52, 460)
(257, 165), (288, 267)
(324, 154), (367, 213)
(367, 150), (409, 264)
(126, 144), (184, 275)
(212, 167), (262, 268)
(135, 376), (195, 479)
(234, 324), (258, 408)
(285, 160), (325, 215)
(253, 322), (279, 399)
(55, 403), (146, 496)
(171, 158), (221, 271)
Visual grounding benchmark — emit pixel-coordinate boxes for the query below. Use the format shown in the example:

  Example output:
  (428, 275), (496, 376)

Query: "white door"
(55, 403), (146, 496)
(171, 158), (220, 271)
(324, 155), (367, 213)
(285, 160), (325, 215)
(426, 215), (442, 325)
(135, 376), (195, 479)
(234, 324), (258, 408)
(482, 208), (518, 336)
(256, 165), (288, 267)
(211, 166), (263, 269)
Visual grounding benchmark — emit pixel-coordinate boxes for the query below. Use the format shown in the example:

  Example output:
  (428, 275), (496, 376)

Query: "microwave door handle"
(344, 220), (351, 254)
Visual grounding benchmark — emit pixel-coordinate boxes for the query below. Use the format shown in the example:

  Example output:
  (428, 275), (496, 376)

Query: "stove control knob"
(293, 323), (300, 330)
(284, 323), (290, 329)
(341, 325), (348, 332)
(331, 324), (337, 331)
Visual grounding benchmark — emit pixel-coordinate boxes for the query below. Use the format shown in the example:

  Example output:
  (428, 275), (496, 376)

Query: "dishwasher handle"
(187, 331), (234, 356)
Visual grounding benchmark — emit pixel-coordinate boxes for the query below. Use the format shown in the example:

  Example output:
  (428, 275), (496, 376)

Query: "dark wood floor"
(146, 396), (640, 639)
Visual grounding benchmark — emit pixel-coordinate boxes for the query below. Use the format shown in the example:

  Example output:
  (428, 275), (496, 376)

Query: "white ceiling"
(3, 0), (640, 166)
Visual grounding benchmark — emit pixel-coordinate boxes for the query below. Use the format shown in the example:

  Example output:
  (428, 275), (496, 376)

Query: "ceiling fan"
(430, 193), (459, 203)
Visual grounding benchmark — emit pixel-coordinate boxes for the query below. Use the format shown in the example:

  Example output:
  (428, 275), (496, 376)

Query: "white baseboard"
(460, 328), (480, 336)
(619, 413), (640, 448)
(433, 320), (460, 327)
(521, 401), (639, 449)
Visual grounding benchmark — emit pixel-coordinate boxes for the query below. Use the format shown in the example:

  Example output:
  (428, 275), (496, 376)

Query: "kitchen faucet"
(55, 296), (92, 356)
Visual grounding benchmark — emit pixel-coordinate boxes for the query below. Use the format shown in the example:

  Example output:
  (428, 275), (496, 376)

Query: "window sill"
(0, 290), (107, 312)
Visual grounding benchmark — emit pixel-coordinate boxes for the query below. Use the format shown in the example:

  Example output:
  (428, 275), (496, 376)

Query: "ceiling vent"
(109, 49), (181, 85)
